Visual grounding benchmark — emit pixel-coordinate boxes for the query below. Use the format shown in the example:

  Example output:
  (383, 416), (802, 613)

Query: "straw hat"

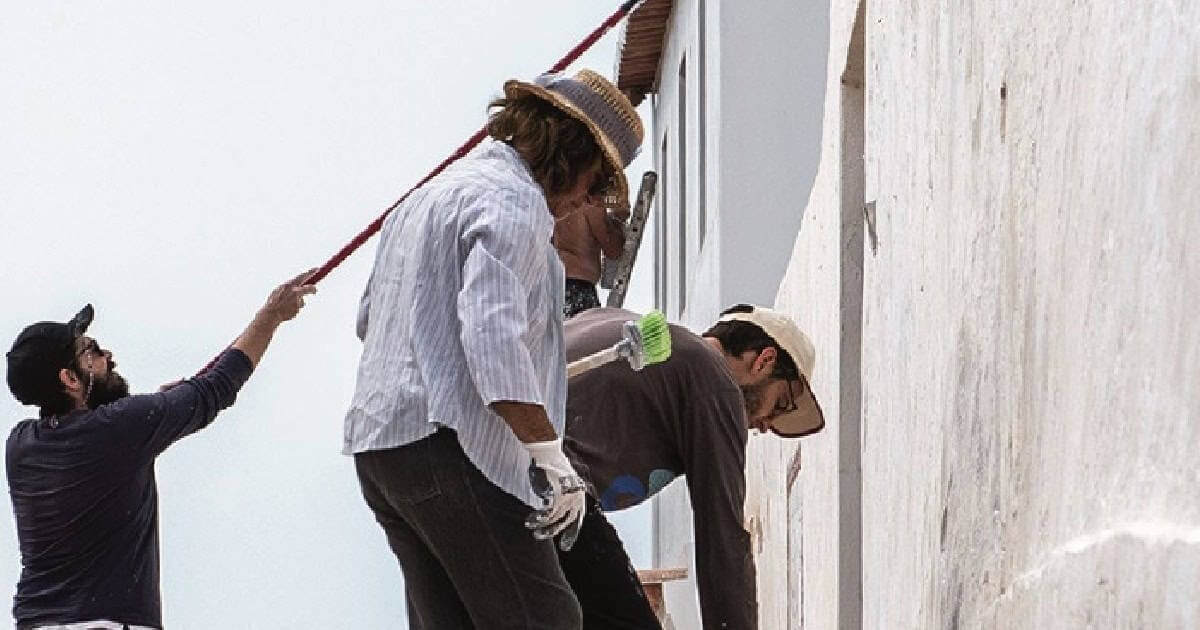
(718, 306), (825, 437)
(503, 69), (644, 209)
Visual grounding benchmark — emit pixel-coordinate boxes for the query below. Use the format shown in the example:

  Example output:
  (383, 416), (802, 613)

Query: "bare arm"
(232, 269), (317, 368)
(121, 269), (316, 460)
(583, 204), (626, 259)
(490, 401), (559, 443)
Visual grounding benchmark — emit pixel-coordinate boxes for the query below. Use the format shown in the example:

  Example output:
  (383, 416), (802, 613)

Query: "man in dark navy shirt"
(4, 271), (314, 630)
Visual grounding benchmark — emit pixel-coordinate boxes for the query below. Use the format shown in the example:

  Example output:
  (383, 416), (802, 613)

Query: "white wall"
(768, 0), (1200, 628)
(756, 2), (867, 626)
(647, 0), (828, 325)
(713, 0), (828, 313)
(644, 0), (831, 627)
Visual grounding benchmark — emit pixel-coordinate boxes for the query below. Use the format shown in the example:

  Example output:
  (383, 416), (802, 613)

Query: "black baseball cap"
(6, 304), (95, 406)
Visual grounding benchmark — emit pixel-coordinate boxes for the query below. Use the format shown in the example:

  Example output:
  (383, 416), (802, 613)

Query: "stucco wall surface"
(765, 0), (1200, 628)
(647, 0), (832, 626)
(748, 0), (863, 626)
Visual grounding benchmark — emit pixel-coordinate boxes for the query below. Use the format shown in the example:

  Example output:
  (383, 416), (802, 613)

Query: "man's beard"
(85, 370), (130, 408)
(740, 381), (767, 418)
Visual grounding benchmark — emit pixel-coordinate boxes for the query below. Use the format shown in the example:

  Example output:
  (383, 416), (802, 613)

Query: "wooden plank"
(638, 567), (689, 583)
(615, 0), (673, 94)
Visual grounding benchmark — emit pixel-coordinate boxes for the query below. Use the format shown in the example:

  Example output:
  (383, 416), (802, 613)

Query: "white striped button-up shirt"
(345, 139), (566, 507)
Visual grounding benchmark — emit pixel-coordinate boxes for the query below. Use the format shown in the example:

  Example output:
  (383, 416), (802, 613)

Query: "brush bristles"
(637, 310), (671, 365)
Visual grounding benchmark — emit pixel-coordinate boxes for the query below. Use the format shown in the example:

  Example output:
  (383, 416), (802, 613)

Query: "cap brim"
(770, 376), (825, 438)
(503, 79), (631, 210)
(68, 304), (94, 338)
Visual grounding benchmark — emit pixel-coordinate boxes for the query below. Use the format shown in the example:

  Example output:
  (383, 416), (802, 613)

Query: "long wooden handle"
(567, 345), (621, 378)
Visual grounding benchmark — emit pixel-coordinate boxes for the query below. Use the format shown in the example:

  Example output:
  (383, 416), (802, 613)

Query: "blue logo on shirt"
(600, 469), (680, 510)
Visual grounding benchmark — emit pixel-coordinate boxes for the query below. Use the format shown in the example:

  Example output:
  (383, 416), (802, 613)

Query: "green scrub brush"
(567, 310), (671, 378)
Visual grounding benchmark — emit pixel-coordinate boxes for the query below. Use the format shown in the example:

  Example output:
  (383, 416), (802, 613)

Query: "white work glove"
(523, 439), (587, 551)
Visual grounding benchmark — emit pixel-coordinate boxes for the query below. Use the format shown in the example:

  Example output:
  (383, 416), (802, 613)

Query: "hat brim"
(68, 304), (94, 338)
(503, 79), (631, 210)
(770, 375), (825, 438)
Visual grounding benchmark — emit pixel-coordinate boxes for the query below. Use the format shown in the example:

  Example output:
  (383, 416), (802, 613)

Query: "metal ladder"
(601, 171), (658, 308)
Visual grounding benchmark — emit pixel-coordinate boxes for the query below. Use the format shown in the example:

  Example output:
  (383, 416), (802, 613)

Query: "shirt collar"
(479, 139), (554, 238)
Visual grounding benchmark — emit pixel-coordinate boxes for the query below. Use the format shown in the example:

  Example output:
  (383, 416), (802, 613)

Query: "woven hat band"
(539, 75), (641, 166)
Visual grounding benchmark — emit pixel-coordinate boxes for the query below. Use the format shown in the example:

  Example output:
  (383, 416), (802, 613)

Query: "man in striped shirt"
(346, 69), (643, 628)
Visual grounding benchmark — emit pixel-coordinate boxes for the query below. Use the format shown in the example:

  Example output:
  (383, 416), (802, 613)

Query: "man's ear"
(751, 347), (778, 378)
(58, 367), (82, 394)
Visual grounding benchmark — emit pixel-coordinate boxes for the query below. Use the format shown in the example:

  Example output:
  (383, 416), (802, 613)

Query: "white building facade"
(618, 0), (1200, 628)
(617, 0), (831, 627)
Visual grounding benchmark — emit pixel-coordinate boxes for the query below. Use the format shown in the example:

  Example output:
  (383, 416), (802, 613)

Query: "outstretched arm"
(233, 269), (317, 367)
(116, 269), (316, 461)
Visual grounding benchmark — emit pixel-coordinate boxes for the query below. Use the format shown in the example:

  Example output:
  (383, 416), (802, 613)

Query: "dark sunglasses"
(73, 339), (103, 366)
(772, 378), (804, 417)
(587, 167), (615, 199)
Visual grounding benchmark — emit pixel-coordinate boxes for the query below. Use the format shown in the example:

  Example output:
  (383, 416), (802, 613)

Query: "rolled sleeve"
(457, 193), (550, 407)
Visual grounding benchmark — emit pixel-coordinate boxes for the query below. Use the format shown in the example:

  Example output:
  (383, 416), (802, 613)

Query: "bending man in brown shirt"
(557, 304), (826, 629)
(553, 201), (627, 318)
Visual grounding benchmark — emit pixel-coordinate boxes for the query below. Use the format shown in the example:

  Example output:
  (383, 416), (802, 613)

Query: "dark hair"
(38, 390), (75, 418)
(486, 94), (608, 199)
(702, 304), (799, 380)
(37, 359), (85, 418)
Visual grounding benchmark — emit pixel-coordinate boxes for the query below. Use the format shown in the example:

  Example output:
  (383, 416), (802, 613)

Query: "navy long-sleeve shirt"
(6, 348), (253, 629)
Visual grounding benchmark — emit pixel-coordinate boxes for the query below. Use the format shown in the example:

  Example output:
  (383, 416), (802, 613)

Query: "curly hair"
(486, 94), (609, 200)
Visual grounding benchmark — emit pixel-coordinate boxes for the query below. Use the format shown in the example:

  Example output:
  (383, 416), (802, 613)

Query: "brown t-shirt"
(564, 307), (757, 630)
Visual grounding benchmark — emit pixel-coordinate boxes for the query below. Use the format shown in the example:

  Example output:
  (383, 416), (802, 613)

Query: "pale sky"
(0, 2), (656, 626)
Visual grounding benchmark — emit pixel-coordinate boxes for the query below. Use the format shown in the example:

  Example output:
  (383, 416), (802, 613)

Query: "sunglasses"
(587, 165), (616, 199)
(72, 339), (103, 366)
(771, 377), (804, 417)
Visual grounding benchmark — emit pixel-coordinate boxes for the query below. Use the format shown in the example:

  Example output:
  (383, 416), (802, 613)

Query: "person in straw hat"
(346, 68), (643, 629)
(558, 303), (824, 629)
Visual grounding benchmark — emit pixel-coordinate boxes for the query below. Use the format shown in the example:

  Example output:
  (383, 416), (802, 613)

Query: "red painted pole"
(305, 0), (642, 286)
(199, 0), (644, 373)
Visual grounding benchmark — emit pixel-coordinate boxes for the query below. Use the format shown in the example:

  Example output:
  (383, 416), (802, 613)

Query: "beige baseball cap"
(717, 306), (825, 437)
